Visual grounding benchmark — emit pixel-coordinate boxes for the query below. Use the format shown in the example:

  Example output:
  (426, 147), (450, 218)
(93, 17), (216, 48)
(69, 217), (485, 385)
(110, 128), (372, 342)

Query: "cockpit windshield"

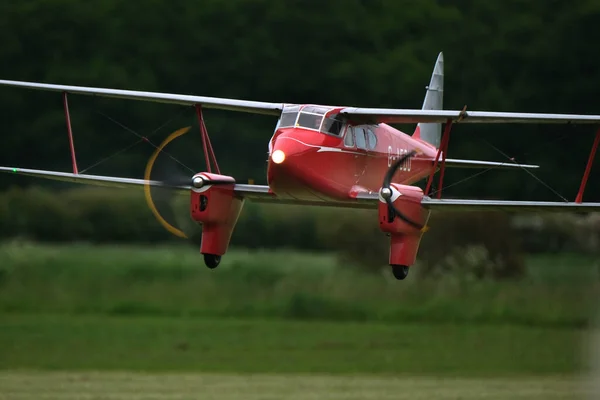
(277, 105), (345, 136)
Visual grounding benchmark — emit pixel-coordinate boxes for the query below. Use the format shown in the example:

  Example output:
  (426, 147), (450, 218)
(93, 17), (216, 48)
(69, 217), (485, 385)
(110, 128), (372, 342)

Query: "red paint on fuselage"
(267, 121), (439, 202)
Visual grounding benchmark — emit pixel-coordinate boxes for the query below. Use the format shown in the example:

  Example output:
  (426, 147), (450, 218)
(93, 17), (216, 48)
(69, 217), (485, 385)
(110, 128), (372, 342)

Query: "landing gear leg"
(391, 265), (409, 280)
(204, 254), (221, 269)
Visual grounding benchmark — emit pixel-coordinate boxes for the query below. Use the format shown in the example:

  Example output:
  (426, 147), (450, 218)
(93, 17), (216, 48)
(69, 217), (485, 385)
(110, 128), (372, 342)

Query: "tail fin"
(413, 52), (444, 148)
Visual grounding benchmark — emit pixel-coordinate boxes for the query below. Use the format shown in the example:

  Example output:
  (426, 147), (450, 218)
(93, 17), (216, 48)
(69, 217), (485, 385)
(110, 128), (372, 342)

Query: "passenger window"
(344, 127), (355, 147)
(354, 127), (367, 150)
(367, 129), (377, 150)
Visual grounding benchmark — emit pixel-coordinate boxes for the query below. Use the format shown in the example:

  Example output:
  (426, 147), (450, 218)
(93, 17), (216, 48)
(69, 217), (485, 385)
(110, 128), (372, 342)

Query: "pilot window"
(367, 128), (377, 150)
(279, 112), (299, 128)
(354, 127), (367, 149)
(344, 127), (355, 147)
(297, 112), (323, 130)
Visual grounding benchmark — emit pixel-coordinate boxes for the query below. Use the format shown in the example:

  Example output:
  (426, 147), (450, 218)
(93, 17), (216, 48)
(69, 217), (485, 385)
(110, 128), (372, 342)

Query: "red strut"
(62, 92), (79, 174)
(195, 104), (221, 174)
(436, 121), (453, 199)
(424, 119), (452, 197)
(575, 126), (600, 203)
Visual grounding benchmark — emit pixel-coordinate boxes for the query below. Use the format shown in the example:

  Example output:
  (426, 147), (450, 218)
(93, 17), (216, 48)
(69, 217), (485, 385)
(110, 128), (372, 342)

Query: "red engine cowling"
(190, 173), (244, 257)
(378, 184), (430, 267)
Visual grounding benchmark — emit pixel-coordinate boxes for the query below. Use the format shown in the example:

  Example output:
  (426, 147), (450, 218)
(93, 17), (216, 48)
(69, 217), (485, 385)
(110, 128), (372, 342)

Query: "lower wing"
(2, 166), (600, 212)
(420, 198), (600, 212)
(0, 167), (374, 209)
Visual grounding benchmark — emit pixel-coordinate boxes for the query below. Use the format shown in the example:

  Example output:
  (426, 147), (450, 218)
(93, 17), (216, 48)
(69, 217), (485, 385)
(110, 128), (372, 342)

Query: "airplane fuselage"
(266, 105), (439, 202)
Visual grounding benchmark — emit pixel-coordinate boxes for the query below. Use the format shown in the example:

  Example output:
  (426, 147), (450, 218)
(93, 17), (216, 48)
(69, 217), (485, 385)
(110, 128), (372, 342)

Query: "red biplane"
(1, 52), (599, 280)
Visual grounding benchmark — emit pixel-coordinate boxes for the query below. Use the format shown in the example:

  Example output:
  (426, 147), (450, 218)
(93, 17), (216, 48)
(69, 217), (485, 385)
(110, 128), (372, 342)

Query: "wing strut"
(62, 92), (79, 174)
(424, 119), (453, 198)
(195, 104), (220, 174)
(575, 126), (600, 203)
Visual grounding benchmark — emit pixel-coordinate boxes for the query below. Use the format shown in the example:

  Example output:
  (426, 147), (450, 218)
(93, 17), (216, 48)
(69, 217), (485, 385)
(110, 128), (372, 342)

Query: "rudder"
(413, 52), (444, 148)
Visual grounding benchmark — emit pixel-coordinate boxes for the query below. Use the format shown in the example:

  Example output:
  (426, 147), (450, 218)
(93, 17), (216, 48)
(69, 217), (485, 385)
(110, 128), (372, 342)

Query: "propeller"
(380, 149), (425, 230)
(143, 126), (235, 245)
(143, 126), (194, 240)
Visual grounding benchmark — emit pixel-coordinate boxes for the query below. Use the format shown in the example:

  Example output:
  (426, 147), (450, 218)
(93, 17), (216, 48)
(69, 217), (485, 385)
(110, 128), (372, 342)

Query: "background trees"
(1, 0), (599, 201)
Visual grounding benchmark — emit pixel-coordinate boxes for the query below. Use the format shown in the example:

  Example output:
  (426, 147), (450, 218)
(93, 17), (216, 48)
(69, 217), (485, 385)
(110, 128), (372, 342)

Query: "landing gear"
(203, 254), (221, 269)
(391, 265), (409, 280)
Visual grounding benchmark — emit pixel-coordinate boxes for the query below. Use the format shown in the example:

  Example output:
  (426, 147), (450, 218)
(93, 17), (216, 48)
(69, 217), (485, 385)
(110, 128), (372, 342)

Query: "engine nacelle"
(378, 184), (430, 267)
(190, 172), (244, 256)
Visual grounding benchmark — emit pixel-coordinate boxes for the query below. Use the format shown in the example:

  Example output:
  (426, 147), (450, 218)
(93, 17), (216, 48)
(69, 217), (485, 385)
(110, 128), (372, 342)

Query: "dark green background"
(1, 0), (599, 202)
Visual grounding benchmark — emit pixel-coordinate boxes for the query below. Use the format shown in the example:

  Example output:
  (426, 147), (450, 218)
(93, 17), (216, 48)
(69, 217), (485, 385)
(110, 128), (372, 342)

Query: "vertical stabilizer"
(414, 52), (444, 148)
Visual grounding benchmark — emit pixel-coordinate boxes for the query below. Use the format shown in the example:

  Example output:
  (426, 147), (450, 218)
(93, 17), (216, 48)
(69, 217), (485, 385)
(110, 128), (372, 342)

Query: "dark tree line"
(1, 0), (599, 201)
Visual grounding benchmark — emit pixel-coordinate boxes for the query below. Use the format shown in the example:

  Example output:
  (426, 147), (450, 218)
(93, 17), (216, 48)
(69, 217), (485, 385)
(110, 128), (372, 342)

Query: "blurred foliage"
(512, 213), (600, 255)
(2, 186), (598, 281)
(0, 241), (598, 328)
(322, 208), (526, 279)
(1, 0), (600, 202)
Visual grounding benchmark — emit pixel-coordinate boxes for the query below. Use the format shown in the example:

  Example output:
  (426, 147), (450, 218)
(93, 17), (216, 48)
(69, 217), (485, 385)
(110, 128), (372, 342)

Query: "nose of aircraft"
(268, 129), (312, 166)
(267, 128), (315, 189)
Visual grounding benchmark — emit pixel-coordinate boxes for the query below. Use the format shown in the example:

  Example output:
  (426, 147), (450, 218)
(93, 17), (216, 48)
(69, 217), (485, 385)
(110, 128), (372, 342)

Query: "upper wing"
(4, 79), (600, 124)
(0, 79), (283, 116)
(339, 108), (600, 124)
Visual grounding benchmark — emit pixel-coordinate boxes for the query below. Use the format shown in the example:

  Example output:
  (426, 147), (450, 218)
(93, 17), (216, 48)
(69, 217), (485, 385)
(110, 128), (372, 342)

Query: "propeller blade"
(381, 149), (424, 230)
(144, 127), (191, 239)
(142, 126), (236, 245)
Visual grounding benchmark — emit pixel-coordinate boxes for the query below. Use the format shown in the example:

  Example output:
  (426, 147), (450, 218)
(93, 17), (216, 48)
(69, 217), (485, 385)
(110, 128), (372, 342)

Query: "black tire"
(391, 265), (409, 280)
(203, 254), (221, 269)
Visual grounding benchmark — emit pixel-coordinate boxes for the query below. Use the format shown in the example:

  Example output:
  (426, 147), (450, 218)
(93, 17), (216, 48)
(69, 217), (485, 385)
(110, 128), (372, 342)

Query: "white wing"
(0, 167), (376, 209)
(3, 166), (600, 212)
(339, 107), (600, 124)
(0, 79), (283, 116)
(420, 198), (600, 212)
(4, 79), (600, 123)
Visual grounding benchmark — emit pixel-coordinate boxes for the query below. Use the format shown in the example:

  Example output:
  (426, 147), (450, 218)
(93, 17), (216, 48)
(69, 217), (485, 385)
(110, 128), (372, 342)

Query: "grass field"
(0, 371), (596, 400)
(1, 241), (599, 399)
(2, 315), (600, 399)
(1, 314), (591, 375)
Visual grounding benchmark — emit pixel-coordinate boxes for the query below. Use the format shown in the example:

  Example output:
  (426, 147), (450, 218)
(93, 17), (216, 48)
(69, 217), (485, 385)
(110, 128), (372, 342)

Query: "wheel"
(203, 254), (221, 269)
(391, 265), (409, 280)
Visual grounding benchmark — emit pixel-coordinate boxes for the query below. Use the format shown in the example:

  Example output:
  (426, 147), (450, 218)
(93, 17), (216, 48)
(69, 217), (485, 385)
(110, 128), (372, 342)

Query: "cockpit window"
(301, 105), (330, 114)
(297, 112), (323, 130)
(296, 106), (327, 130)
(278, 105), (347, 137)
(279, 112), (298, 128)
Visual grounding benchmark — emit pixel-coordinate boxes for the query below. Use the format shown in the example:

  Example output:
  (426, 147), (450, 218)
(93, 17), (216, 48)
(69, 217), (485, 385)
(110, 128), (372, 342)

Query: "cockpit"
(277, 105), (345, 136)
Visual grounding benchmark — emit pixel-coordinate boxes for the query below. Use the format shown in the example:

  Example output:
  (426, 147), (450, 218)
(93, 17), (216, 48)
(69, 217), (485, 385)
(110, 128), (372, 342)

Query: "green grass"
(0, 314), (593, 376)
(0, 371), (594, 400)
(1, 242), (599, 394)
(0, 241), (598, 327)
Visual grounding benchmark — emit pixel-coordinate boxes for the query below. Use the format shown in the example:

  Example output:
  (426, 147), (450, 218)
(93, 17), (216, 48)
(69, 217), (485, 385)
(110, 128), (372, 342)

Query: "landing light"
(271, 149), (286, 164)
